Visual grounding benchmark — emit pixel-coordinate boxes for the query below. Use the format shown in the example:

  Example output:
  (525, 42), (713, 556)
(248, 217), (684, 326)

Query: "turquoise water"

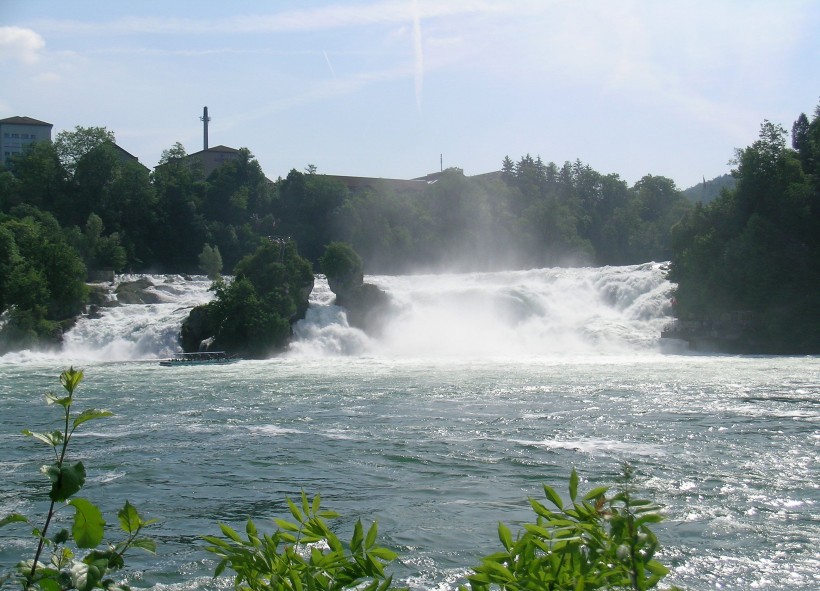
(2, 355), (818, 590)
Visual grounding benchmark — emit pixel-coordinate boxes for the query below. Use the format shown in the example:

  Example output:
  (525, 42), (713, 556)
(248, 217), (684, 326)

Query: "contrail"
(322, 49), (337, 79)
(412, 0), (423, 113)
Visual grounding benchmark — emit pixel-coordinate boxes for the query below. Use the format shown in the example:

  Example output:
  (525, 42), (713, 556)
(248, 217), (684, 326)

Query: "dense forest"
(1, 101), (818, 354)
(668, 105), (820, 353)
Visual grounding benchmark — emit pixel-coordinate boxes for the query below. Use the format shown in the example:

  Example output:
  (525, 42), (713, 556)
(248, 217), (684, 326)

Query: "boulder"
(115, 278), (162, 304)
(336, 282), (393, 336)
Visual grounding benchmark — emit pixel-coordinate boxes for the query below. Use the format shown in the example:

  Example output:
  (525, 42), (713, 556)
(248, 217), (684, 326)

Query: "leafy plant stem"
(29, 385), (73, 581)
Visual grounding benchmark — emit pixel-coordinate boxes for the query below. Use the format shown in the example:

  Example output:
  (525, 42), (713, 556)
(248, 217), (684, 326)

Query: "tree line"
(668, 103), (820, 353)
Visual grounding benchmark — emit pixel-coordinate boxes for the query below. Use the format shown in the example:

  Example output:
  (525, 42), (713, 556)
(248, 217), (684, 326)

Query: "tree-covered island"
(2, 102), (819, 355)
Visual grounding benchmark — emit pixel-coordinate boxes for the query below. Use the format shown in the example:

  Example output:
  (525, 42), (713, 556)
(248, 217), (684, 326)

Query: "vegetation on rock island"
(320, 241), (363, 296)
(180, 239), (314, 358)
(320, 242), (392, 336)
(2, 371), (681, 591)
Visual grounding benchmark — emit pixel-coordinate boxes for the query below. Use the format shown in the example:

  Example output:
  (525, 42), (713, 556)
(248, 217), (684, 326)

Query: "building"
(186, 145), (241, 178)
(106, 141), (148, 170)
(0, 116), (53, 167)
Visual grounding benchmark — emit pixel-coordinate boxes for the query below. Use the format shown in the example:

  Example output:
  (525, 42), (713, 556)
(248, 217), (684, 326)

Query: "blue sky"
(1, 0), (818, 189)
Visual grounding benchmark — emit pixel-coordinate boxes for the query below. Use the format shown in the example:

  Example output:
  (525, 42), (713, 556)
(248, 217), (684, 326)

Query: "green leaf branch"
(460, 465), (679, 591)
(203, 491), (404, 591)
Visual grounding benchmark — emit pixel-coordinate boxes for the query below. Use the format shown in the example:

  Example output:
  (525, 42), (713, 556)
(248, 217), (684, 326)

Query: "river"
(1, 265), (818, 590)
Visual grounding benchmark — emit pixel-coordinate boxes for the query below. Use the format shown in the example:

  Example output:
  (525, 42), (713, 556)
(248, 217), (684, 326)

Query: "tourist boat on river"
(159, 351), (239, 366)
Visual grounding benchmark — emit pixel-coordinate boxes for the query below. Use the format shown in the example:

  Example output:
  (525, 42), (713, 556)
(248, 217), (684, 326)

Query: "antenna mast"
(200, 106), (210, 150)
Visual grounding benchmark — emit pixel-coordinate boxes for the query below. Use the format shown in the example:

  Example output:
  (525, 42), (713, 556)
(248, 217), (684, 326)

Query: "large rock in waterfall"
(115, 278), (163, 304)
(321, 242), (393, 335)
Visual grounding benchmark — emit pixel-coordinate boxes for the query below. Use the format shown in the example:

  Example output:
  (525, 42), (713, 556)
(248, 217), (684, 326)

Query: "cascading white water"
(290, 262), (676, 358)
(59, 274), (215, 362)
(2, 264), (676, 363)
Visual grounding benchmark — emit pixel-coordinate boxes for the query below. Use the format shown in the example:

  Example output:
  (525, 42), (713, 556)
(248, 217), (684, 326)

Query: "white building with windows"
(0, 116), (53, 167)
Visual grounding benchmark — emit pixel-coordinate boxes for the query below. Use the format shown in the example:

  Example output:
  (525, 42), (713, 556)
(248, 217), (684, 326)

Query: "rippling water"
(1, 267), (819, 589)
(1, 355), (818, 591)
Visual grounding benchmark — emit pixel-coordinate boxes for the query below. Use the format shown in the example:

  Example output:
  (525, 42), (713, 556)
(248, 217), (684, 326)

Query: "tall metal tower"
(200, 106), (210, 150)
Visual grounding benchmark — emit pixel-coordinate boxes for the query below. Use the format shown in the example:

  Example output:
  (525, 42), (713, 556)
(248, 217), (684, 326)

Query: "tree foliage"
(461, 466), (675, 591)
(0, 208), (87, 352)
(182, 240), (313, 357)
(203, 492), (401, 591)
(668, 104), (820, 352)
(320, 242), (363, 294)
(198, 243), (223, 279)
(54, 126), (116, 178)
(2, 123), (695, 282)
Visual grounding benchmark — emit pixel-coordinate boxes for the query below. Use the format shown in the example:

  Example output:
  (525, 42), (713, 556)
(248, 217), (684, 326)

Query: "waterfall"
(59, 274), (215, 362)
(290, 262), (676, 358)
(1, 264), (676, 363)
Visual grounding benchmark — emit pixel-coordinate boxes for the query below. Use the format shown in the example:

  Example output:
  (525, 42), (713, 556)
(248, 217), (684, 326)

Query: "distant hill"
(683, 174), (736, 203)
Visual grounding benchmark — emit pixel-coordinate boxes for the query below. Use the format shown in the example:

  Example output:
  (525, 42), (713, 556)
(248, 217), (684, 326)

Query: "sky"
(1, 0), (818, 190)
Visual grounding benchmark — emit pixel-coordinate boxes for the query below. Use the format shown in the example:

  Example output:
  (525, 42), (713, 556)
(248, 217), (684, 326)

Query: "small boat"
(159, 351), (239, 366)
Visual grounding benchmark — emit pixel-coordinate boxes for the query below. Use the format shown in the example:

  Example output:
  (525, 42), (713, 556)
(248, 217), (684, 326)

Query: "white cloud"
(0, 26), (45, 64)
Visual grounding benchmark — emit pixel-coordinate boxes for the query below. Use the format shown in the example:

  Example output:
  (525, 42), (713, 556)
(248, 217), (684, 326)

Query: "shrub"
(460, 465), (678, 591)
(203, 491), (403, 591)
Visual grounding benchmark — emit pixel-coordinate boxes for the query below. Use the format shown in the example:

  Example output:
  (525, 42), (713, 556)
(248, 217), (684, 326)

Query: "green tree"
(669, 112), (819, 352)
(54, 126), (116, 178)
(152, 143), (208, 271)
(107, 159), (158, 268)
(0, 208), (87, 352)
(792, 112), (811, 169)
(198, 243), (223, 279)
(274, 170), (348, 263)
(320, 242), (363, 294)
(2, 141), (66, 214)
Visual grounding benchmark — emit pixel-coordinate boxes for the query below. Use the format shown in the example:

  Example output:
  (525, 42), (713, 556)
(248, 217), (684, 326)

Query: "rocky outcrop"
(335, 282), (393, 336)
(115, 278), (162, 304)
(323, 274), (387, 339)
(180, 304), (214, 352)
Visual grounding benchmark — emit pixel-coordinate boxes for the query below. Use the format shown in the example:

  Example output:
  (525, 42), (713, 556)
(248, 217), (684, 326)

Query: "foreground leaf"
(46, 461), (87, 502)
(117, 501), (140, 534)
(70, 498), (106, 548)
(73, 409), (113, 430)
(0, 513), (29, 527)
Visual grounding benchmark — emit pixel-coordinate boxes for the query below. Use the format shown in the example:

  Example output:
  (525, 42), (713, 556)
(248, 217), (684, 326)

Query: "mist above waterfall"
(290, 263), (675, 359)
